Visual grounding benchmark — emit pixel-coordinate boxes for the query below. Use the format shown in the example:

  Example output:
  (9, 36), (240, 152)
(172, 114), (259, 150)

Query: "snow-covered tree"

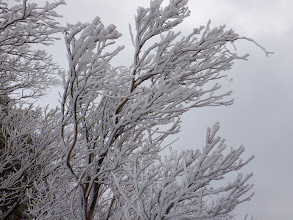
(0, 0), (271, 219)
(0, 0), (64, 218)
(53, 0), (269, 219)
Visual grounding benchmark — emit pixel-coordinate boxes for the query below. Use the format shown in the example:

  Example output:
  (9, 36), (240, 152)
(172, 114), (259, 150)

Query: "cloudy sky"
(41, 0), (293, 219)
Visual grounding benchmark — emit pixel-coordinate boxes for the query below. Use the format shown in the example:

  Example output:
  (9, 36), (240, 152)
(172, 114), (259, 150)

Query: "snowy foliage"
(0, 0), (64, 218)
(0, 0), (269, 219)
(0, 103), (60, 219)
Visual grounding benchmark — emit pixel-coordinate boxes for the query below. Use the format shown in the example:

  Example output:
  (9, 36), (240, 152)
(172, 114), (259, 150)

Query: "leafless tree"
(54, 0), (270, 219)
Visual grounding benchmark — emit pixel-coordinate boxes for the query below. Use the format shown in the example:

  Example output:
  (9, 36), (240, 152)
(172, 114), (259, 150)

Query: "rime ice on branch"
(0, 0), (65, 100)
(55, 0), (267, 219)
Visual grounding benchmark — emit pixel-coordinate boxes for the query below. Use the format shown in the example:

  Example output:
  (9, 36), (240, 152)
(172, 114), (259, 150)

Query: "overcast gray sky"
(42, 0), (293, 219)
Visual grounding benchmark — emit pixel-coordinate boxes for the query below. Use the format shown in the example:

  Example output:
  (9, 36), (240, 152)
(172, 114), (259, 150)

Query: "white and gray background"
(38, 0), (293, 219)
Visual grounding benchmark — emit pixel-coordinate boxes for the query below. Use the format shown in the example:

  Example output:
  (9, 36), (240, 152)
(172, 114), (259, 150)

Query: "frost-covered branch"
(0, 0), (65, 100)
(110, 123), (254, 219)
